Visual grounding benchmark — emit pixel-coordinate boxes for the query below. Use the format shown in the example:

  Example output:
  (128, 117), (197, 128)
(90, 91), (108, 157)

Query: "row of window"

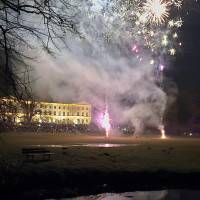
(38, 111), (89, 117)
(77, 119), (88, 124)
(39, 105), (89, 110)
(36, 118), (89, 124)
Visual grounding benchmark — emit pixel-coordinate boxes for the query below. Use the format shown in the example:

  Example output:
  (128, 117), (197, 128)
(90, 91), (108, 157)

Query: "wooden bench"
(22, 148), (54, 161)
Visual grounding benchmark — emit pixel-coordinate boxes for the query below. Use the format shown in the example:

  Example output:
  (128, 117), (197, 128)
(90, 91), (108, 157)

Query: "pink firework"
(100, 107), (111, 137)
(159, 64), (165, 71)
(131, 44), (139, 53)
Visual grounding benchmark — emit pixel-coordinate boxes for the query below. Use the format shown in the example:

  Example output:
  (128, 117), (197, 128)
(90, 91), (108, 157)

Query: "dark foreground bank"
(1, 169), (200, 200)
(1, 134), (200, 199)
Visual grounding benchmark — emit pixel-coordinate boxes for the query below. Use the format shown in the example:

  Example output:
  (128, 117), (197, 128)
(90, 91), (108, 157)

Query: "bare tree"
(0, 96), (18, 131)
(0, 0), (79, 97)
(15, 68), (38, 124)
(0, 0), (79, 128)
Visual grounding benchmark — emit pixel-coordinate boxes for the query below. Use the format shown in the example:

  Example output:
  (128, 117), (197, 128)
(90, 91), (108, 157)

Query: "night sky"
(173, 1), (200, 92)
(164, 1), (200, 129)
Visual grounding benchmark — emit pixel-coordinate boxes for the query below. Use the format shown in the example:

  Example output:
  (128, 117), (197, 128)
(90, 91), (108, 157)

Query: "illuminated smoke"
(31, 0), (191, 134)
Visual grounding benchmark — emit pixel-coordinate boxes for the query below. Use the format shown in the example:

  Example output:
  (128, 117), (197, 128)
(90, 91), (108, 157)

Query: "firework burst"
(143, 0), (171, 25)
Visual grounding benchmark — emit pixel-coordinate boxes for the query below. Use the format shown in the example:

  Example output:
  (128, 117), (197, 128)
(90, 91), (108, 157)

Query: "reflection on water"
(58, 190), (200, 200)
(31, 143), (139, 148)
(82, 143), (138, 148)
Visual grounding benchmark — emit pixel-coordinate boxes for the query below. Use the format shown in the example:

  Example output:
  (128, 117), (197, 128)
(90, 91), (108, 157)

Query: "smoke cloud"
(31, 1), (167, 134)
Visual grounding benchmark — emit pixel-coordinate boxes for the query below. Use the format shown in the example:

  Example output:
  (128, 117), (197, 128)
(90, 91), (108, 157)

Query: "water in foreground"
(51, 190), (200, 200)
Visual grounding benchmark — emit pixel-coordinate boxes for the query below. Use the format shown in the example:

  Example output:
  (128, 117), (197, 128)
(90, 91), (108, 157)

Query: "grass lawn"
(1, 132), (200, 173)
(1, 132), (200, 198)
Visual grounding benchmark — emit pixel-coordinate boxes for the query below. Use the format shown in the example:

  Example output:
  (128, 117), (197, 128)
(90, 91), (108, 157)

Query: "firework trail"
(100, 105), (111, 137)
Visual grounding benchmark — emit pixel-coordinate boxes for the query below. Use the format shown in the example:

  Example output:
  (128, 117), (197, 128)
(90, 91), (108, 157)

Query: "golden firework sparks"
(143, 0), (171, 25)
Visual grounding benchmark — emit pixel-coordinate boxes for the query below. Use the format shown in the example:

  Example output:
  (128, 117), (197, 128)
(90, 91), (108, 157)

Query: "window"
(77, 112), (79, 116)
(86, 113), (88, 117)
(54, 106), (56, 109)
(82, 119), (84, 124)
(82, 112), (84, 116)
(82, 107), (84, 110)
(59, 112), (61, 116)
(59, 106), (61, 109)
(67, 112), (69, 116)
(54, 111), (56, 115)
(63, 106), (65, 109)
(63, 112), (65, 116)
(49, 106), (51, 109)
(86, 107), (88, 110)
(77, 119), (80, 124)
(49, 111), (52, 115)
(86, 119), (88, 123)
